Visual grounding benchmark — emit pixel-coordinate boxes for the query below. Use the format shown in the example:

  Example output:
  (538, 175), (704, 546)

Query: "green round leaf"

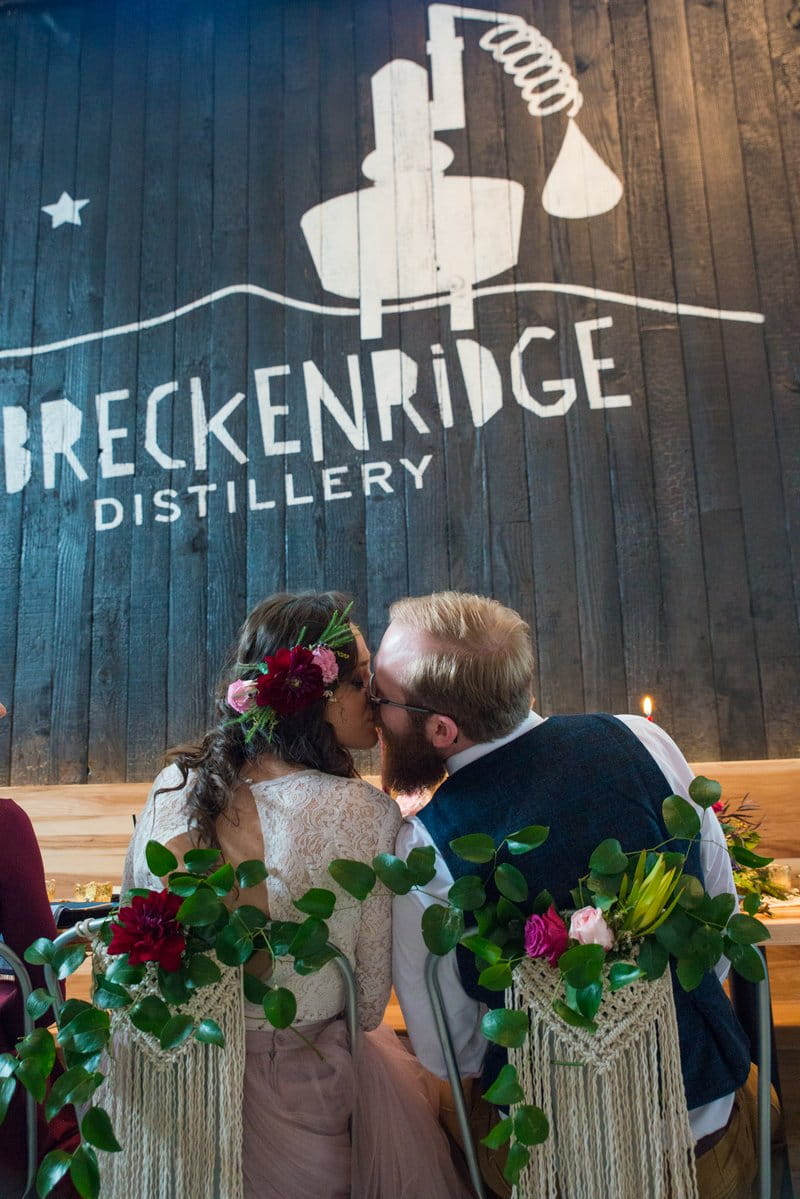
(727, 913), (770, 946)
(167, 873), (200, 897)
(480, 1115), (513, 1150)
(480, 1007), (529, 1048)
(552, 997), (598, 1032)
(728, 942), (766, 983)
(421, 904), (465, 955)
(676, 955), (707, 991)
(293, 888), (337, 919)
(195, 1018), (225, 1047)
(608, 962), (644, 991)
(638, 938), (669, 981)
(676, 874), (705, 910)
(236, 859), (269, 889)
(183, 847), (222, 871)
(45, 1066), (103, 1122)
(288, 917), (329, 959)
(567, 981), (603, 1020)
(293, 945), (338, 974)
(36, 1149), (73, 1198)
(231, 905), (269, 934)
(706, 891), (737, 927)
(263, 986), (297, 1029)
(0, 1052), (17, 1079)
(128, 994), (171, 1036)
(104, 958), (145, 986)
(448, 874), (487, 911)
(206, 862), (236, 895)
(405, 846), (437, 887)
(186, 953), (222, 988)
(506, 825), (550, 855)
(482, 1063), (525, 1106)
(159, 1013), (195, 1051)
(215, 925), (254, 967)
(26, 988), (54, 1021)
(92, 976), (132, 1010)
(494, 862), (529, 903)
(23, 936), (56, 966)
(654, 908), (695, 956)
(558, 944), (605, 988)
(18, 1027), (57, 1074)
(742, 892), (762, 917)
(69, 1143), (101, 1199)
(81, 1106), (122, 1153)
(0, 1076), (17, 1124)
(513, 1104), (549, 1146)
(449, 833), (496, 864)
(158, 968), (194, 1007)
(588, 838), (628, 875)
(145, 840), (179, 877)
(689, 925), (725, 972)
(15, 1059), (47, 1102)
(503, 1141), (531, 1186)
(688, 775), (722, 809)
(59, 1008), (110, 1056)
(53, 943), (88, 980)
(662, 795), (701, 841)
(176, 887), (225, 927)
(372, 854), (413, 895)
(478, 962), (514, 992)
(328, 858), (376, 901)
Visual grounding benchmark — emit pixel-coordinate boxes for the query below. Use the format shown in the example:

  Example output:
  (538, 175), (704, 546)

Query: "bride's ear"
(425, 713), (459, 750)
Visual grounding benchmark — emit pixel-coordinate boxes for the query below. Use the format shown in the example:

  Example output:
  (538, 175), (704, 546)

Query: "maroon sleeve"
(0, 798), (59, 1044)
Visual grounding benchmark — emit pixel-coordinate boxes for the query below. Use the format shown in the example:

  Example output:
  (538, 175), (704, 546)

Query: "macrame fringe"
(508, 959), (698, 1199)
(91, 944), (245, 1199)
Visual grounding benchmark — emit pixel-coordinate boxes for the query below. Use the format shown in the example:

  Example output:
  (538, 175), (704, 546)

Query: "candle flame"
(642, 695), (653, 718)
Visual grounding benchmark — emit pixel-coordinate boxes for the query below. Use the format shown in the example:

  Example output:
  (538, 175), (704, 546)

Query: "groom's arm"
(392, 817), (488, 1078)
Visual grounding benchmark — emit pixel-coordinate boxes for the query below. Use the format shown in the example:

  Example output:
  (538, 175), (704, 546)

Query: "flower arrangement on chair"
(0, 841), (346, 1199)
(323, 775), (771, 1190)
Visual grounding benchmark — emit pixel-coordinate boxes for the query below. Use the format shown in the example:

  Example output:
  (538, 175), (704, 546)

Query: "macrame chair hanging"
(507, 958), (698, 1199)
(91, 939), (246, 1199)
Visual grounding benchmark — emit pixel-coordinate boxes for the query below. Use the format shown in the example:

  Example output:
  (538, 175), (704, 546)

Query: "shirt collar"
(446, 710), (543, 775)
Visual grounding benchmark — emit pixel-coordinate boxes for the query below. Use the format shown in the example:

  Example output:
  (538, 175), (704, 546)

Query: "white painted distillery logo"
(301, 3), (624, 342)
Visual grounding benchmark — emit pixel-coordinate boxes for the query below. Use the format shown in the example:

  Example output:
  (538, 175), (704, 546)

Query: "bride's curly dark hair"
(161, 591), (360, 847)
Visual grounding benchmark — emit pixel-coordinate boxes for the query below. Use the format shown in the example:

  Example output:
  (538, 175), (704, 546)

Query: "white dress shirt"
(392, 711), (736, 1139)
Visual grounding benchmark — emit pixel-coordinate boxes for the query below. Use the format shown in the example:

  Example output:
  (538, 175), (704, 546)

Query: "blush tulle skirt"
(242, 1019), (471, 1199)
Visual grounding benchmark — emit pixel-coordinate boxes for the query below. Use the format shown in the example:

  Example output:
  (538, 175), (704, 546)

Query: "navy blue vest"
(418, 714), (751, 1109)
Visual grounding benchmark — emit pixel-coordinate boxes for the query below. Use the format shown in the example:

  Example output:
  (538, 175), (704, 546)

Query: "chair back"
(1, 942), (38, 1198)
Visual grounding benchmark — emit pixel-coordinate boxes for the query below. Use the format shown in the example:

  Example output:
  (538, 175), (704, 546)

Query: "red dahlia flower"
(255, 646), (325, 715)
(108, 889), (187, 972)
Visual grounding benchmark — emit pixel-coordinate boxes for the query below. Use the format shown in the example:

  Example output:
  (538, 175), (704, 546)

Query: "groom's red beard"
(379, 717), (447, 795)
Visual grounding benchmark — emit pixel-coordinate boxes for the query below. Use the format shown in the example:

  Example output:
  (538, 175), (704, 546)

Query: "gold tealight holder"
(73, 881), (114, 902)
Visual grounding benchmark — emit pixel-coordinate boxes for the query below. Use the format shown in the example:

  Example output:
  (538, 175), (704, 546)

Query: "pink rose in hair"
(311, 645), (339, 685)
(226, 679), (258, 713)
(569, 906), (615, 951)
(524, 905), (569, 967)
(712, 800), (726, 814)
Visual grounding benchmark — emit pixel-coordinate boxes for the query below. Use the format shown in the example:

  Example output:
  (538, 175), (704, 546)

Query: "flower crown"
(225, 603), (355, 743)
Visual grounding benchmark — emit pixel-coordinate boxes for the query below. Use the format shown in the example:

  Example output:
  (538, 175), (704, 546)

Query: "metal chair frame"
(1, 942), (38, 1198)
(424, 952), (487, 1199)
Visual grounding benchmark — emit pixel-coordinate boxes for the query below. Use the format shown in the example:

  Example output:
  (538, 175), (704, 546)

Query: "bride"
(123, 591), (469, 1199)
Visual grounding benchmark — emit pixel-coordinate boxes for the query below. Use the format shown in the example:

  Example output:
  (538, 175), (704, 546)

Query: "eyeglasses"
(366, 672), (438, 716)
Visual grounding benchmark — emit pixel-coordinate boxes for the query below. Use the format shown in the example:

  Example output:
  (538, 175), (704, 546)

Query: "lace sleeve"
(121, 765), (195, 893)
(334, 782), (402, 1030)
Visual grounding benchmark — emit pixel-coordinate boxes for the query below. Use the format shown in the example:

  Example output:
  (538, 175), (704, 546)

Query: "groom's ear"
(425, 713), (460, 750)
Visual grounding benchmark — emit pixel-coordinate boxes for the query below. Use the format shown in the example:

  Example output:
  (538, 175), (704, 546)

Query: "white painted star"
(41, 192), (90, 228)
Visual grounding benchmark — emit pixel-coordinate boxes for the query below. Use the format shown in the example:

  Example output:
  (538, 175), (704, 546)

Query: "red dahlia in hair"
(255, 646), (325, 715)
(108, 889), (187, 972)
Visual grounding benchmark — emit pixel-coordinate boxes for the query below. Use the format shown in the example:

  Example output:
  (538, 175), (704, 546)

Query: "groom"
(372, 591), (759, 1199)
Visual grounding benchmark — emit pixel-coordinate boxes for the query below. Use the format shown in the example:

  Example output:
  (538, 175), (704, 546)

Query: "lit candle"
(642, 695), (654, 721)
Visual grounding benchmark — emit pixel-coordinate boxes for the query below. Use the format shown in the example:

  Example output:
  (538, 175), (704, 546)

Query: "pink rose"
(226, 679), (258, 713)
(524, 905), (569, 967)
(311, 645), (339, 685)
(712, 800), (726, 813)
(569, 906), (615, 951)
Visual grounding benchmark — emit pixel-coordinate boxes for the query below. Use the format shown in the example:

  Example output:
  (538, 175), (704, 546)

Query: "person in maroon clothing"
(0, 699), (78, 1197)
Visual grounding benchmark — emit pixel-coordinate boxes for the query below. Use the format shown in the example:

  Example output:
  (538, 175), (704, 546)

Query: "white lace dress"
(122, 766), (470, 1199)
(123, 765), (399, 1030)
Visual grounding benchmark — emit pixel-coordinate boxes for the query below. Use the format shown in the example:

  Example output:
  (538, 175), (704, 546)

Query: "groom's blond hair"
(389, 592), (534, 742)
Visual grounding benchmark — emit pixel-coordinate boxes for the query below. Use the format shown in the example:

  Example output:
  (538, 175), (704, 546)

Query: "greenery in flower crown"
(225, 602), (355, 744)
(323, 774), (771, 1186)
(0, 840), (349, 1199)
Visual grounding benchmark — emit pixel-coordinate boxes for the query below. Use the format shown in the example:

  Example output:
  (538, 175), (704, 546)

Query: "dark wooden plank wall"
(0, 0), (798, 781)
